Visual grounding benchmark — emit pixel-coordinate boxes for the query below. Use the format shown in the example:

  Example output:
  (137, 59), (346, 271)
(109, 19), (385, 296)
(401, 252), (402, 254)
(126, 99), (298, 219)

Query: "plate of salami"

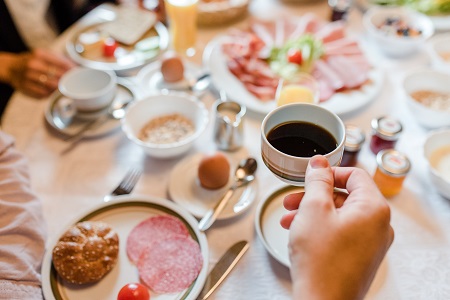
(203, 16), (384, 116)
(41, 195), (208, 300)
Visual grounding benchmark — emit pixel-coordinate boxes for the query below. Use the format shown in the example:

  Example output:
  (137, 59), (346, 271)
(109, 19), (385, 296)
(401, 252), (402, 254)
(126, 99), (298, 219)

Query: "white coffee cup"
(261, 103), (346, 186)
(59, 67), (117, 112)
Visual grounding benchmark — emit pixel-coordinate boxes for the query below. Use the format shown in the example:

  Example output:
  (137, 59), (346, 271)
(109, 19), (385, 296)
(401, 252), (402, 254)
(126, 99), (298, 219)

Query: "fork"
(104, 168), (142, 202)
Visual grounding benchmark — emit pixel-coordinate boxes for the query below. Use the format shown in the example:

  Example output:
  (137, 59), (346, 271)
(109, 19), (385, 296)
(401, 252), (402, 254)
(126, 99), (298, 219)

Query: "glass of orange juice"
(165, 0), (198, 57)
(276, 73), (320, 107)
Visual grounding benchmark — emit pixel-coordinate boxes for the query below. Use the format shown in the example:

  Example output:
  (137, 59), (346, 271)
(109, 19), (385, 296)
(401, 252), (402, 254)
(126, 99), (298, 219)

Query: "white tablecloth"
(3, 1), (450, 299)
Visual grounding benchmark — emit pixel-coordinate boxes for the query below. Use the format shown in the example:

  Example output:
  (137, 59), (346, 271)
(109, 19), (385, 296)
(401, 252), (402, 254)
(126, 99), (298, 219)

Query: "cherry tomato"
(103, 37), (118, 58)
(117, 283), (150, 300)
(287, 49), (303, 65)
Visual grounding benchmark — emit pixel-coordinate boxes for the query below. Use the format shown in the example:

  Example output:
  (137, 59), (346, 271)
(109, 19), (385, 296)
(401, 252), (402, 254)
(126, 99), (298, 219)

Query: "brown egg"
(198, 152), (230, 190)
(160, 53), (184, 83)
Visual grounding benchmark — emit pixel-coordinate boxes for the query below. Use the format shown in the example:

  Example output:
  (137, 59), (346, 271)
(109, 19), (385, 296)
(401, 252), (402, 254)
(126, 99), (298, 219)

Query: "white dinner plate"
(168, 153), (258, 219)
(41, 195), (208, 300)
(203, 36), (384, 116)
(136, 60), (204, 95)
(255, 185), (305, 268)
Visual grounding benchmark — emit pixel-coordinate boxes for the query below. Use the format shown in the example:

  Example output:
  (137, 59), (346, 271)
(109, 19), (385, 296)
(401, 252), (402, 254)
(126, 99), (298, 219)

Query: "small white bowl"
(424, 129), (450, 199)
(363, 6), (434, 57)
(59, 67), (117, 112)
(427, 33), (450, 74)
(121, 93), (209, 159)
(403, 69), (450, 129)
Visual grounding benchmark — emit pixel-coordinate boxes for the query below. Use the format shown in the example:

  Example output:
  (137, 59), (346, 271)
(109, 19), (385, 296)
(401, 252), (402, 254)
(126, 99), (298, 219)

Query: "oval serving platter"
(41, 195), (209, 300)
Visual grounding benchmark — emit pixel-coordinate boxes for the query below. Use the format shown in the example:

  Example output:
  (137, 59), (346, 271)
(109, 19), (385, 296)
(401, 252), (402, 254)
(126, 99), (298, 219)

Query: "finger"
(301, 155), (335, 213)
(283, 192), (304, 211)
(333, 190), (349, 208)
(35, 48), (76, 70)
(280, 210), (297, 229)
(332, 167), (383, 203)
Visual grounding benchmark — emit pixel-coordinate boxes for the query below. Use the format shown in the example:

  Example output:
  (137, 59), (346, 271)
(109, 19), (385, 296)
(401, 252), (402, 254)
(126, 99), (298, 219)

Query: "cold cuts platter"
(41, 195), (208, 300)
(203, 16), (384, 116)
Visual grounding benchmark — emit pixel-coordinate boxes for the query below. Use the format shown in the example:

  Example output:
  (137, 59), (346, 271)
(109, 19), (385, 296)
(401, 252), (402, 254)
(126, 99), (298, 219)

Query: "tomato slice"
(287, 49), (303, 65)
(117, 283), (150, 300)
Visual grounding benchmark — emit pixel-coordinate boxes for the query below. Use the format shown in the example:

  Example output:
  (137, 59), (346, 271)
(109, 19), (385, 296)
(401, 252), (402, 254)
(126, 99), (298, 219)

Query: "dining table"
(3, 0), (450, 299)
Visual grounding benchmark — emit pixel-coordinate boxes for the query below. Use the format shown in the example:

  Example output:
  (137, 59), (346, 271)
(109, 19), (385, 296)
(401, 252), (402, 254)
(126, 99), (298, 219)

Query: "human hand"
(9, 48), (76, 98)
(280, 155), (394, 300)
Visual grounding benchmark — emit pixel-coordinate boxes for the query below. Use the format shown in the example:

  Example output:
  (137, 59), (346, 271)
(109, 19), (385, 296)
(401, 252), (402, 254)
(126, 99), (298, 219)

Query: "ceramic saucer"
(45, 78), (137, 139)
(136, 60), (204, 94)
(168, 153), (258, 220)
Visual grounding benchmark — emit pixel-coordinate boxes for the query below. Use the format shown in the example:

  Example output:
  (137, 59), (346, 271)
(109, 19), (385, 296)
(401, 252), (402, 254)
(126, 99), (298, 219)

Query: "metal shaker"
(213, 100), (246, 151)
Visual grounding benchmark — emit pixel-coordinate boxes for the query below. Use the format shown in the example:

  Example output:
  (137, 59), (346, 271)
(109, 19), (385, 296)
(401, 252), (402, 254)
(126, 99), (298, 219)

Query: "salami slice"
(137, 236), (203, 294)
(126, 215), (189, 264)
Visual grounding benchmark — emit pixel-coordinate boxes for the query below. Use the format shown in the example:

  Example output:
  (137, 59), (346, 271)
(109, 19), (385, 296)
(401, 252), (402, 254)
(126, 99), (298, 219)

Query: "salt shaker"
(213, 100), (246, 151)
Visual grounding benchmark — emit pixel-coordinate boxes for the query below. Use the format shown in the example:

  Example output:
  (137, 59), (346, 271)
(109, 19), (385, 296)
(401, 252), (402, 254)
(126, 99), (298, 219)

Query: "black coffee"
(267, 121), (337, 157)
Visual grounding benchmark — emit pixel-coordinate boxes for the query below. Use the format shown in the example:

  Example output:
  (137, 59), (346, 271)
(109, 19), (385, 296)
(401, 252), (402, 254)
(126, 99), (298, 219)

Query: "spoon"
(198, 157), (258, 232)
(61, 100), (132, 153)
(159, 73), (210, 93)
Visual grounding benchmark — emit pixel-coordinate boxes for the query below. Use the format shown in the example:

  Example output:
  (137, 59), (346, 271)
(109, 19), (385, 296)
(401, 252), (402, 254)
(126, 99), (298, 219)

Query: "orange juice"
(165, 0), (198, 56)
(277, 85), (316, 106)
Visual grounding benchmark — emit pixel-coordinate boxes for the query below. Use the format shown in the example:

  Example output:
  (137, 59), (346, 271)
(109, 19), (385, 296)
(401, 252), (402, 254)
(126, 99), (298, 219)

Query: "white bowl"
(363, 6), (434, 57)
(59, 67), (117, 112)
(403, 69), (450, 129)
(424, 129), (450, 199)
(427, 33), (450, 74)
(121, 93), (209, 159)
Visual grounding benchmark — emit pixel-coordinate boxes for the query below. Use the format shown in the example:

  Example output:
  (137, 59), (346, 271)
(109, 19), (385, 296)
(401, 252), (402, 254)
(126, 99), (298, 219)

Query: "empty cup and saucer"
(45, 68), (137, 139)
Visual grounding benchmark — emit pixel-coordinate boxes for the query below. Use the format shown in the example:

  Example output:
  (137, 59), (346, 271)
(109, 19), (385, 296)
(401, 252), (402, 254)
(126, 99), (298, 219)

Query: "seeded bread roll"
(52, 221), (119, 284)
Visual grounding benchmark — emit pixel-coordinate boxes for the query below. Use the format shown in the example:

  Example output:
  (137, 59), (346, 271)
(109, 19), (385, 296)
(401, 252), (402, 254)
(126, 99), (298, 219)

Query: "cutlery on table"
(196, 240), (249, 300)
(198, 158), (257, 232)
(103, 168), (142, 202)
(61, 99), (132, 154)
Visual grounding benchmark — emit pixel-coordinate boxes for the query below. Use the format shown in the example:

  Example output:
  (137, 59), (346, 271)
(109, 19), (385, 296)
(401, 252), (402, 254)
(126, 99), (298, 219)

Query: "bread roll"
(52, 221), (119, 284)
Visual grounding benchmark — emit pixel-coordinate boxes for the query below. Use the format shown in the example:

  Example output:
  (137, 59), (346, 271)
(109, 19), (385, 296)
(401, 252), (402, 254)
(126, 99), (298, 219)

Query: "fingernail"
(309, 155), (329, 169)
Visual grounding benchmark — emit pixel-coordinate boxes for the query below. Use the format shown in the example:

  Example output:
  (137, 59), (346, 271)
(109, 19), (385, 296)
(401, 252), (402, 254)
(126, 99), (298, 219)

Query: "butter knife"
(196, 240), (249, 300)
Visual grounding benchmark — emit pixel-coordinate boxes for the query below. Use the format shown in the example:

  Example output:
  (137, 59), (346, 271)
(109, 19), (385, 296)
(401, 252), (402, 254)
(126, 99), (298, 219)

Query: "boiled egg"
(198, 152), (230, 190)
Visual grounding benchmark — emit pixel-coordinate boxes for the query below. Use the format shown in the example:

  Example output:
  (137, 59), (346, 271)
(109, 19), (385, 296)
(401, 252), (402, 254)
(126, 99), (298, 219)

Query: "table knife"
(197, 240), (249, 300)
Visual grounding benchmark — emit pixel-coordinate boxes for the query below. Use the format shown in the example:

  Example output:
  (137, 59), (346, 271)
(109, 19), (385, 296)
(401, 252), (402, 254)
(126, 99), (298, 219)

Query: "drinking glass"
(165, 0), (198, 57)
(276, 73), (319, 107)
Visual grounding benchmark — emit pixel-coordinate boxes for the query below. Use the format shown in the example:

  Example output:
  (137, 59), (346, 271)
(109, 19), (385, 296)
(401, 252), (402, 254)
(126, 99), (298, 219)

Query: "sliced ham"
(313, 60), (345, 91)
(244, 82), (276, 101)
(315, 21), (346, 43)
(325, 44), (364, 56)
(326, 55), (369, 89)
(137, 236), (203, 294)
(126, 215), (189, 264)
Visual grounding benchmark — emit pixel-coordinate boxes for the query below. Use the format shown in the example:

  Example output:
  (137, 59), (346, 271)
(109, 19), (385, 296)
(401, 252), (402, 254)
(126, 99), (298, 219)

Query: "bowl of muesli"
(121, 92), (209, 159)
(403, 69), (450, 129)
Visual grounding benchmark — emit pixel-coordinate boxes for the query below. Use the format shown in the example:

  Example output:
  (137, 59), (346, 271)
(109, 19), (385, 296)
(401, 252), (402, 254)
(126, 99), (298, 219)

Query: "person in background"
(0, 130), (47, 300)
(281, 155), (394, 300)
(0, 0), (117, 117)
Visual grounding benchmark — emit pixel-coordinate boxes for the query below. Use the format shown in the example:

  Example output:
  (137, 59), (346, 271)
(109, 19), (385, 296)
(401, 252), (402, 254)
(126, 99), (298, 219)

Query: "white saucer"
(168, 153), (258, 220)
(45, 78), (137, 139)
(136, 60), (203, 94)
(255, 185), (304, 268)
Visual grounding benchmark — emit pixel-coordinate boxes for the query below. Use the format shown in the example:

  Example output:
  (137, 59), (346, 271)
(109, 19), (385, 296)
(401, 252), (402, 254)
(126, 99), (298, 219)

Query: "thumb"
(301, 155), (335, 212)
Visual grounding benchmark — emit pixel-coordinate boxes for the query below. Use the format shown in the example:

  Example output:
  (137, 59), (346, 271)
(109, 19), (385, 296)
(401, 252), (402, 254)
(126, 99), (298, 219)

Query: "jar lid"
(344, 125), (365, 152)
(376, 149), (411, 176)
(371, 116), (403, 141)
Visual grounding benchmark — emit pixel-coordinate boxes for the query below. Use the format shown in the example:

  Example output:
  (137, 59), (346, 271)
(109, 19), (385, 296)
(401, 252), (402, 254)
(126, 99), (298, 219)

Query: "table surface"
(3, 1), (450, 299)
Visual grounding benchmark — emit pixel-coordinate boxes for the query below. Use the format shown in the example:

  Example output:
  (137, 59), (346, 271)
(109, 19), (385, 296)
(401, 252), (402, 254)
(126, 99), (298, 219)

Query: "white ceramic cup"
(261, 103), (346, 186)
(58, 67), (117, 112)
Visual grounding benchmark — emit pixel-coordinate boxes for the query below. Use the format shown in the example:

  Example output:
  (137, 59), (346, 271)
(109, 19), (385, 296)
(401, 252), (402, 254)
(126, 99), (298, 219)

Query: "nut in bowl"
(121, 93), (209, 159)
(424, 129), (450, 199)
(363, 6), (434, 57)
(403, 69), (450, 129)
(58, 67), (117, 113)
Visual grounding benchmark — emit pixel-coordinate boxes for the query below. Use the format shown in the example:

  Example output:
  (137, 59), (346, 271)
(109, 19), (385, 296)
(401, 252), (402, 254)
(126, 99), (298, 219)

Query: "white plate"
(255, 185), (304, 268)
(168, 153), (258, 219)
(45, 78), (137, 139)
(136, 60), (204, 95)
(203, 36), (384, 116)
(41, 195), (208, 300)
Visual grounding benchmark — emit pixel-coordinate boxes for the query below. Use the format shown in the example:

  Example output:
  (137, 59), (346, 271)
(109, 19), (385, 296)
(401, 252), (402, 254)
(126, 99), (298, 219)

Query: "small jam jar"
(373, 149), (411, 198)
(328, 0), (353, 22)
(370, 116), (403, 154)
(340, 125), (365, 167)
